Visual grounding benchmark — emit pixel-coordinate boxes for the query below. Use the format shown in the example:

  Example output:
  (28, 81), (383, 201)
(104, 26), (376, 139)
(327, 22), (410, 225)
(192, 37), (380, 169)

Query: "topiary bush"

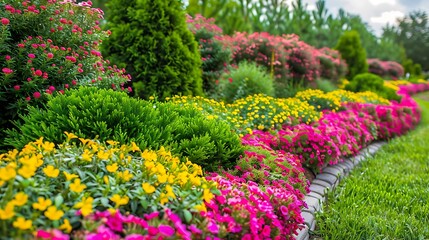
(335, 30), (368, 80)
(345, 73), (401, 101)
(217, 61), (275, 103)
(0, 0), (130, 129)
(101, 0), (203, 99)
(186, 14), (231, 96)
(4, 87), (243, 171)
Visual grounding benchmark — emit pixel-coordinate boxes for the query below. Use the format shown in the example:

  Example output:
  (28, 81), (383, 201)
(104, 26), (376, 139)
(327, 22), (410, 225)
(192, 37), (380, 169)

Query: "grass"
(311, 93), (429, 240)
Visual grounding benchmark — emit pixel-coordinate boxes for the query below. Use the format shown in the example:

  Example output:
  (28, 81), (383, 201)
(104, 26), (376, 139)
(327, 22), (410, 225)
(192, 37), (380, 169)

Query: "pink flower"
(34, 70), (43, 76)
(26, 97), (31, 101)
(47, 53), (54, 59)
(125, 234), (145, 240)
(71, 80), (77, 86)
(33, 92), (41, 99)
(28, 53), (36, 59)
(207, 220), (219, 234)
(144, 212), (159, 220)
(2, 68), (13, 75)
(159, 225), (175, 237)
(14, 85), (20, 91)
(1, 18), (10, 25)
(5, 55), (11, 61)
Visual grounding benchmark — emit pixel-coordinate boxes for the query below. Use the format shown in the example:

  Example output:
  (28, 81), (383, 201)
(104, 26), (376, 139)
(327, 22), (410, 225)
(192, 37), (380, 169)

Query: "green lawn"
(312, 94), (429, 240)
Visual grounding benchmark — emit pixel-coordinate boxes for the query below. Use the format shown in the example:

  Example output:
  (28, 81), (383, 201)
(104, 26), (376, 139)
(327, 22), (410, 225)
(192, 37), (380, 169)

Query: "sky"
(302, 0), (429, 36)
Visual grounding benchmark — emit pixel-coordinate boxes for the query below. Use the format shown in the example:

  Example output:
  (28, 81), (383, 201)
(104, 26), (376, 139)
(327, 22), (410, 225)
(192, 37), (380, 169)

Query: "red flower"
(228, 78), (233, 83)
(14, 85), (20, 91)
(71, 80), (77, 86)
(1, 18), (10, 25)
(33, 92), (41, 99)
(2, 68), (13, 75)
(47, 53), (54, 59)
(34, 70), (43, 76)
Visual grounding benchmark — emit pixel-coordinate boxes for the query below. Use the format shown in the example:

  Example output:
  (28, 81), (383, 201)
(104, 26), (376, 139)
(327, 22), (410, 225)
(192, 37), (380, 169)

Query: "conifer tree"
(102, 0), (203, 99)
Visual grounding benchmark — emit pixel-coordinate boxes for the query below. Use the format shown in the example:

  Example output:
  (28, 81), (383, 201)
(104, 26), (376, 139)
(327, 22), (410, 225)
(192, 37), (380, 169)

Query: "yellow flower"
(64, 132), (78, 141)
(13, 217), (32, 230)
(142, 183), (156, 194)
(0, 202), (15, 220)
(0, 166), (16, 181)
(203, 189), (214, 203)
(130, 142), (140, 152)
(157, 174), (167, 184)
(12, 192), (28, 206)
(106, 140), (119, 146)
(18, 165), (37, 178)
(79, 138), (90, 145)
(144, 161), (155, 170)
(110, 194), (129, 207)
(106, 163), (118, 173)
(74, 197), (93, 217)
(70, 178), (86, 193)
(44, 206), (64, 221)
(42, 141), (55, 152)
(141, 150), (157, 161)
(194, 203), (207, 212)
(43, 165), (60, 178)
(97, 150), (110, 160)
(34, 137), (44, 147)
(32, 197), (52, 211)
(63, 171), (78, 181)
(117, 170), (133, 181)
(59, 219), (72, 233)
(81, 149), (93, 162)
(103, 176), (110, 185)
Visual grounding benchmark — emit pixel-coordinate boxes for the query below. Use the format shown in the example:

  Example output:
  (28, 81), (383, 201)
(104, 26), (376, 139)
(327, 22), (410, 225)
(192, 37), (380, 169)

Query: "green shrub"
(101, 0), (203, 99)
(315, 79), (338, 92)
(4, 87), (243, 171)
(218, 62), (275, 103)
(345, 73), (401, 101)
(335, 30), (368, 79)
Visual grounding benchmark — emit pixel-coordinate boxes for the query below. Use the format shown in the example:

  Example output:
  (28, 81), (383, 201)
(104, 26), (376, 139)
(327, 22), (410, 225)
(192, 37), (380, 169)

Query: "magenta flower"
(1, 18), (10, 25)
(159, 225), (175, 237)
(2, 68), (13, 75)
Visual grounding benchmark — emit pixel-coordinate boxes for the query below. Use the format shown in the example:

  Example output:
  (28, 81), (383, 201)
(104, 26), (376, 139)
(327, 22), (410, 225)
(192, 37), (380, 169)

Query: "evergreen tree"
(335, 30), (368, 79)
(102, 0), (203, 99)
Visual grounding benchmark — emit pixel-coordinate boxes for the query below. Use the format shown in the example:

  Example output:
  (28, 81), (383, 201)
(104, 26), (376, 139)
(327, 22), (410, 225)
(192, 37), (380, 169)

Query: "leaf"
(183, 209), (192, 223)
(54, 195), (64, 207)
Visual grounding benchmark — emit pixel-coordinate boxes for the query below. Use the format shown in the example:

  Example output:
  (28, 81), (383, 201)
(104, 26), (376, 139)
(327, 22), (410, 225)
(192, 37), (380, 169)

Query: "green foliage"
(345, 73), (401, 101)
(102, 0), (203, 99)
(315, 78), (338, 92)
(4, 87), (243, 172)
(335, 30), (368, 79)
(313, 101), (429, 238)
(218, 62), (275, 103)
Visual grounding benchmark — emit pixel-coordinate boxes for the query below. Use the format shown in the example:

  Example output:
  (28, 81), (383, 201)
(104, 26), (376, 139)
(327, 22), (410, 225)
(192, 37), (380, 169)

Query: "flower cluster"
(295, 89), (342, 111)
(315, 47), (348, 82)
(0, 0), (130, 125)
(0, 133), (217, 238)
(368, 58), (404, 80)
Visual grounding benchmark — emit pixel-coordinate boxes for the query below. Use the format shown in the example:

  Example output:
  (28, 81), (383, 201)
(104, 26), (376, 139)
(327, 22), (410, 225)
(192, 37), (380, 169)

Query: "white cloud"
(370, 10), (405, 24)
(369, 0), (397, 6)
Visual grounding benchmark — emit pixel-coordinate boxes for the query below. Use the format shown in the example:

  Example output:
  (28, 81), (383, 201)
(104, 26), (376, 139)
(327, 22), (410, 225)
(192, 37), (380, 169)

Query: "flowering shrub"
(205, 172), (307, 239)
(368, 59), (404, 80)
(315, 47), (348, 82)
(168, 94), (322, 135)
(0, 0), (130, 127)
(295, 89), (342, 111)
(186, 14), (231, 95)
(0, 134), (218, 238)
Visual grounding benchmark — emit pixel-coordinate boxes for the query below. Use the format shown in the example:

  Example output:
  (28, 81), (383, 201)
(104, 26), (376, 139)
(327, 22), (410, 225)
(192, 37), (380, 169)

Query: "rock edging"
(294, 142), (386, 240)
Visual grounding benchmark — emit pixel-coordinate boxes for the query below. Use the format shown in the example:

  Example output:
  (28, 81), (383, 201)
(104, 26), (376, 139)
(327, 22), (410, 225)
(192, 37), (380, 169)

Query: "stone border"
(293, 141), (386, 240)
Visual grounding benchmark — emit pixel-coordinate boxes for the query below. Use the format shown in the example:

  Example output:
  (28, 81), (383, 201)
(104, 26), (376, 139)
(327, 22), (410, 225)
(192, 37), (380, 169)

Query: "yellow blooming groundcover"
(0, 133), (216, 238)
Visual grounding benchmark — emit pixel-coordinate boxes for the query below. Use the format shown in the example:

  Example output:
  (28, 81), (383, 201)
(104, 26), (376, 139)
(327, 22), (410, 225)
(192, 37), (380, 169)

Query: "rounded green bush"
(218, 61), (275, 103)
(335, 30), (368, 79)
(4, 87), (243, 171)
(345, 73), (401, 101)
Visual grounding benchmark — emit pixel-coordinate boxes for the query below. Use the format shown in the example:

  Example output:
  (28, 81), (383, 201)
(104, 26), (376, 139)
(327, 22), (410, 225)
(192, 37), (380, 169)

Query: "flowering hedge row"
(368, 58), (404, 80)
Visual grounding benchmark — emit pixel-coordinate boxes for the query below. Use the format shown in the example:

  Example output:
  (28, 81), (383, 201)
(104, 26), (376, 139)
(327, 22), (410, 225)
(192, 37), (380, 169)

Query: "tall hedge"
(101, 0), (203, 99)
(335, 30), (368, 80)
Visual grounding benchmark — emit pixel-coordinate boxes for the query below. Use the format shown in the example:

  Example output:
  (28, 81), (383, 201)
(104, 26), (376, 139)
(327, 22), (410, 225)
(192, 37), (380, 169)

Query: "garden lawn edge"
(293, 141), (386, 240)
